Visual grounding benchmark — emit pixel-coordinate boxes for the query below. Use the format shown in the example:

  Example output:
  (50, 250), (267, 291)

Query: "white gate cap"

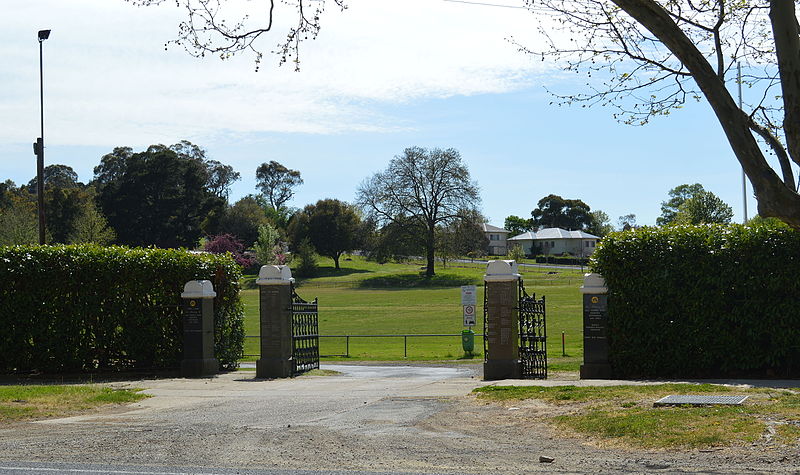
(256, 264), (295, 285)
(484, 260), (521, 282)
(580, 273), (608, 294)
(181, 280), (217, 299)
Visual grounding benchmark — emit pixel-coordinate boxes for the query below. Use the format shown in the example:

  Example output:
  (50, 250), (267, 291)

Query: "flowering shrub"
(203, 234), (255, 268)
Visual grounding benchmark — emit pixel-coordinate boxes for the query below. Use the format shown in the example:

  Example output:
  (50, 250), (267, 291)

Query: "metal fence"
(244, 333), (484, 359)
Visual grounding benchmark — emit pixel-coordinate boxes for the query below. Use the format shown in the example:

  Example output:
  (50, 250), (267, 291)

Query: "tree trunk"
(425, 226), (436, 277)
(612, 0), (800, 228)
(333, 253), (340, 270)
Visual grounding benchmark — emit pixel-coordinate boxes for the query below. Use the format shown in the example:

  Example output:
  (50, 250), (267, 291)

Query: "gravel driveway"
(0, 364), (797, 474)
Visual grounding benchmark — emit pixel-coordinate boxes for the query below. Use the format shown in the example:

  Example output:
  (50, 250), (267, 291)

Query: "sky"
(0, 0), (765, 228)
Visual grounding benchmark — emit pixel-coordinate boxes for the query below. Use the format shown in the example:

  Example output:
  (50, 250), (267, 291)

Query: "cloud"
(0, 0), (552, 147)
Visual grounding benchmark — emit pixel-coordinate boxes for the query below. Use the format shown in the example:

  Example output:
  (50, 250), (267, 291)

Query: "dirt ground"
(0, 364), (798, 474)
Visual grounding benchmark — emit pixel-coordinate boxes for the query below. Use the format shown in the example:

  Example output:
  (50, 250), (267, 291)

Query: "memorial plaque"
(583, 294), (608, 364)
(484, 278), (521, 380)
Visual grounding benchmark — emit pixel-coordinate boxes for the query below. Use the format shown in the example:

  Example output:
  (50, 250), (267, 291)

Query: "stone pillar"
(256, 265), (295, 379)
(580, 273), (613, 379)
(483, 260), (521, 380)
(180, 280), (219, 377)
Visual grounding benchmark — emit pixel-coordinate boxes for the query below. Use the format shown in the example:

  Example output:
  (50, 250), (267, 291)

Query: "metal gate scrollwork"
(290, 284), (319, 375)
(518, 280), (547, 379)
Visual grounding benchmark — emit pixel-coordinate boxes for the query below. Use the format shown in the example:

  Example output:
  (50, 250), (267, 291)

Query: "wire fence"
(243, 333), (485, 358)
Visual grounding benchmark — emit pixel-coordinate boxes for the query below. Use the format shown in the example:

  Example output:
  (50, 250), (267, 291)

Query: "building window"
(551, 241), (555, 247)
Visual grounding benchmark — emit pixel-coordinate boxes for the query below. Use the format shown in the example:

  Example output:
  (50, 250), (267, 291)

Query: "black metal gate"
(291, 285), (319, 375)
(518, 281), (547, 379)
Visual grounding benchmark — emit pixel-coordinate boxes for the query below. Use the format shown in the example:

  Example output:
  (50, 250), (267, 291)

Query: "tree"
(587, 210), (614, 237)
(255, 161), (303, 211)
(288, 198), (360, 269)
(519, 0), (800, 228)
(127, 0), (346, 72)
(356, 147), (480, 277)
(657, 183), (707, 226)
(0, 193), (39, 245)
(68, 201), (116, 245)
(95, 145), (226, 248)
(253, 223), (285, 265)
(217, 196), (273, 247)
(530, 194), (593, 230)
(504, 215), (532, 236)
(673, 190), (734, 224)
(617, 213), (638, 231)
(203, 234), (255, 268)
(436, 210), (489, 266)
(27, 164), (81, 192)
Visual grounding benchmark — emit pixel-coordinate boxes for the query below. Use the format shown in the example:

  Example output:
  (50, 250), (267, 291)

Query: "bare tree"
(518, 0), (800, 227)
(356, 147), (480, 277)
(127, 0), (347, 71)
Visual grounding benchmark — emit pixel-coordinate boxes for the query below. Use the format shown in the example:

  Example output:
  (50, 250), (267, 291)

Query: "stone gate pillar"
(180, 280), (219, 377)
(483, 260), (521, 380)
(256, 265), (295, 379)
(580, 273), (613, 379)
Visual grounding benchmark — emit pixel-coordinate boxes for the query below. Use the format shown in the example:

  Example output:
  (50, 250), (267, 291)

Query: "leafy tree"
(217, 196), (273, 247)
(44, 187), (96, 244)
(508, 244), (526, 262)
(435, 210), (489, 267)
(0, 193), (39, 245)
(530, 194), (593, 231)
(617, 213), (638, 231)
(587, 210), (613, 237)
(95, 145), (226, 248)
(363, 217), (425, 264)
(673, 190), (734, 225)
(68, 201), (116, 245)
(288, 198), (360, 269)
(356, 146), (480, 276)
(657, 183), (707, 226)
(255, 161), (303, 210)
(504, 215), (532, 236)
(253, 223), (284, 266)
(293, 237), (318, 277)
(27, 164), (81, 192)
(203, 234), (255, 268)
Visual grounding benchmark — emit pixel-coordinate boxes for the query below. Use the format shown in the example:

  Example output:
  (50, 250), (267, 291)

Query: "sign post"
(461, 285), (477, 327)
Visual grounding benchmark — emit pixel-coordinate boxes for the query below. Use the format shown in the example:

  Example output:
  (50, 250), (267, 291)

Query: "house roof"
(482, 223), (510, 234)
(508, 227), (599, 241)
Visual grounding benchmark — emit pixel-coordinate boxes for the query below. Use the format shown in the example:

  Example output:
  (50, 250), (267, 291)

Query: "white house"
(507, 227), (600, 256)
(481, 223), (511, 255)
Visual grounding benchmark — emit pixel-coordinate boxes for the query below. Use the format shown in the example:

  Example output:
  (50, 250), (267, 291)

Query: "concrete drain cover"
(654, 395), (749, 407)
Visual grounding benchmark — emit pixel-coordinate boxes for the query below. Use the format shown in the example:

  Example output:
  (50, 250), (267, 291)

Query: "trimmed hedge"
(591, 223), (800, 378)
(534, 256), (589, 266)
(0, 245), (244, 373)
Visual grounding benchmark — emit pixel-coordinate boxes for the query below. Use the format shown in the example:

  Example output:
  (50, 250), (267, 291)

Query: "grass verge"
(0, 385), (148, 423)
(474, 384), (800, 449)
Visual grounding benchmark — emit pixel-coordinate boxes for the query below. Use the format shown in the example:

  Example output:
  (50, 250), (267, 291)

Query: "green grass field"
(241, 256), (585, 370)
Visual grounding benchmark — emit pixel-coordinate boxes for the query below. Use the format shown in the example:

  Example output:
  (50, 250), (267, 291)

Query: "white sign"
(463, 305), (476, 326)
(460, 285), (477, 306)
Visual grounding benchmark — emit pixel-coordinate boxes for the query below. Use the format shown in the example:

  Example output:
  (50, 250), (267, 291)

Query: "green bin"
(461, 329), (475, 354)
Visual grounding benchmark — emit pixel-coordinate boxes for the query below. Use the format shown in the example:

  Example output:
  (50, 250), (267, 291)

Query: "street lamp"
(34, 29), (50, 245)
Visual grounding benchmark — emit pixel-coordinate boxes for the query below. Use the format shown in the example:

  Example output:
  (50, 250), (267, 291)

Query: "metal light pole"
(738, 62), (748, 223)
(35, 29), (50, 245)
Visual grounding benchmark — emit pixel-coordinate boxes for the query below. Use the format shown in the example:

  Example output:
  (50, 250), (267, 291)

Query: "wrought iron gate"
(518, 281), (547, 379)
(291, 285), (319, 375)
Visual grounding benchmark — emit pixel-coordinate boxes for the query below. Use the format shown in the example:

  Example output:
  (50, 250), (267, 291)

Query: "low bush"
(0, 245), (244, 373)
(591, 222), (800, 378)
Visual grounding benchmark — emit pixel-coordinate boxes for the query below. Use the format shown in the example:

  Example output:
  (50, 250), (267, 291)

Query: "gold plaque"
(591, 296), (599, 304)
(190, 300), (197, 307)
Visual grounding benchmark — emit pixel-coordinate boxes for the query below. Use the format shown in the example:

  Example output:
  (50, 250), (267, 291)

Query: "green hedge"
(591, 223), (800, 378)
(0, 245), (244, 373)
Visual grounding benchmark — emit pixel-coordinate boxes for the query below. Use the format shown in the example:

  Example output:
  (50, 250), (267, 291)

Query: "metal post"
(346, 335), (349, 357)
(404, 335), (407, 358)
(562, 331), (566, 357)
(738, 62), (748, 222)
(37, 32), (48, 245)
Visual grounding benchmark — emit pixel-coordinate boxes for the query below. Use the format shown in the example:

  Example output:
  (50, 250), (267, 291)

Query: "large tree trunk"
(612, 0), (800, 228)
(425, 226), (436, 277)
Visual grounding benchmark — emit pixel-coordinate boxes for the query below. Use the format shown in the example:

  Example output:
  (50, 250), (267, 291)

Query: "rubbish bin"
(461, 329), (475, 355)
